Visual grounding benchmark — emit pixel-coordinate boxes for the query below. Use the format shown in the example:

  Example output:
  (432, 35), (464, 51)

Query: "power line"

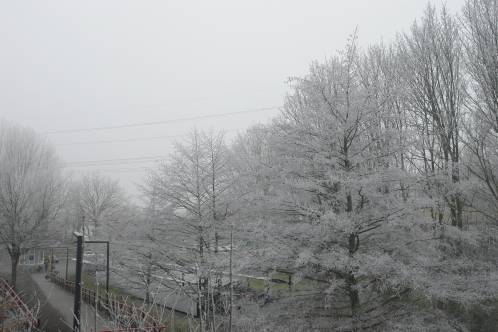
(67, 167), (150, 173)
(56, 134), (181, 146)
(45, 106), (281, 135)
(64, 160), (161, 168)
(56, 127), (240, 146)
(64, 155), (166, 167)
(66, 155), (166, 163)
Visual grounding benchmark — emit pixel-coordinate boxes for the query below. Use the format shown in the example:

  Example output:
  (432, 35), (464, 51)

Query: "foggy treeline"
(1, 1), (498, 331)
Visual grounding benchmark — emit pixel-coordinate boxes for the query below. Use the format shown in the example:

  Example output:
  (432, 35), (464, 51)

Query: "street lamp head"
(73, 231), (83, 238)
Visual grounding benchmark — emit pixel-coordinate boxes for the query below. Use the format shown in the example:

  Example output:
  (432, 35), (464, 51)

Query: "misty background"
(0, 0), (465, 198)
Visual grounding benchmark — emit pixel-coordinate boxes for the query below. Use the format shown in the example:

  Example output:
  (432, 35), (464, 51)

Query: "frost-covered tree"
(231, 28), (498, 330)
(111, 202), (162, 304)
(77, 173), (123, 238)
(463, 0), (498, 222)
(0, 122), (64, 289)
(146, 129), (235, 331)
(127, 2), (498, 330)
(261, 35), (432, 330)
(401, 4), (466, 228)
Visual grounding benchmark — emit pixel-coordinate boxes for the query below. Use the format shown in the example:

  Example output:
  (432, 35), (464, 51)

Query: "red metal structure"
(99, 329), (167, 332)
(0, 277), (39, 330)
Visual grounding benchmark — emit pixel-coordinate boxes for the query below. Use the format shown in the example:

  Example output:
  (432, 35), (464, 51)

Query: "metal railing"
(48, 273), (167, 332)
(0, 276), (39, 329)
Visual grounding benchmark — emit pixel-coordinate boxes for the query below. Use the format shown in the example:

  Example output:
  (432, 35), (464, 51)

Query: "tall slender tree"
(402, 5), (465, 227)
(463, 0), (498, 222)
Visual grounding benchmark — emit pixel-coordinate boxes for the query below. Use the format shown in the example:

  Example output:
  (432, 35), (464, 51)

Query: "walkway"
(1, 251), (70, 331)
(30, 272), (112, 332)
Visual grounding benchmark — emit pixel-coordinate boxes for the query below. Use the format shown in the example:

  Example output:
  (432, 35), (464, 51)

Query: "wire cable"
(65, 155), (166, 164)
(56, 134), (181, 146)
(64, 160), (162, 168)
(56, 127), (241, 146)
(45, 106), (281, 134)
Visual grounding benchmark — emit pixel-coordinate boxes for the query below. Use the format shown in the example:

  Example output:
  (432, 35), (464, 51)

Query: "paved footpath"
(1, 250), (112, 332)
(1, 252), (70, 331)
(31, 272), (112, 332)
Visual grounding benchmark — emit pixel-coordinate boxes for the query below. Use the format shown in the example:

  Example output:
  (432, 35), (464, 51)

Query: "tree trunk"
(347, 272), (360, 332)
(346, 194), (353, 213)
(450, 191), (463, 228)
(10, 252), (20, 290)
(452, 159), (463, 229)
(344, 149), (360, 330)
(199, 234), (204, 259)
(214, 232), (219, 254)
(347, 233), (360, 331)
(198, 276), (204, 332)
(145, 252), (153, 304)
(145, 287), (150, 304)
(145, 262), (151, 304)
(455, 194), (463, 229)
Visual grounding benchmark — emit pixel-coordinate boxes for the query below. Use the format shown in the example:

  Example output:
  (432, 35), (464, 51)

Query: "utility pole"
(106, 241), (109, 296)
(66, 247), (69, 280)
(229, 222), (233, 332)
(94, 274), (99, 332)
(73, 232), (84, 332)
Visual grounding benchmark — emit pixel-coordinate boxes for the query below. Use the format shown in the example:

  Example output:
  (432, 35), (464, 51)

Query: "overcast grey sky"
(0, 0), (466, 198)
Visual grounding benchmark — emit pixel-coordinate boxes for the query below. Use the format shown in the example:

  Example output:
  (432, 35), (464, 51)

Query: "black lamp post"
(72, 232), (84, 332)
